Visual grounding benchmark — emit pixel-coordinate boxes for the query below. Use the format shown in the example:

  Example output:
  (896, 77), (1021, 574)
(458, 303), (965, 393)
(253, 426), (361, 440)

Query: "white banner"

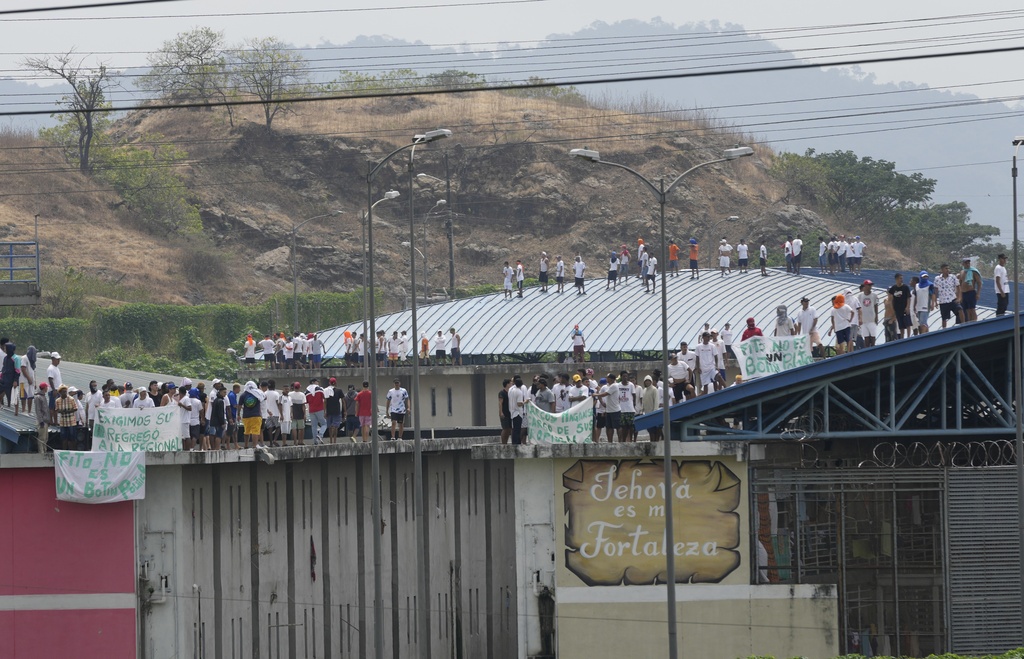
(527, 397), (594, 444)
(93, 407), (182, 452)
(736, 334), (814, 379)
(54, 450), (146, 504)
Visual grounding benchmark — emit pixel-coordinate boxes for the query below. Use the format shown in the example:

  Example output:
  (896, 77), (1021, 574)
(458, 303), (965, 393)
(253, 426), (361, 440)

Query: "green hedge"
(0, 317), (91, 356)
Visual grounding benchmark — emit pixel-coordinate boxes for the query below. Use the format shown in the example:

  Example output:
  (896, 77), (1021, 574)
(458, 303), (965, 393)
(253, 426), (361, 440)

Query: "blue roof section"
(316, 267), (996, 359)
(633, 311), (1021, 431)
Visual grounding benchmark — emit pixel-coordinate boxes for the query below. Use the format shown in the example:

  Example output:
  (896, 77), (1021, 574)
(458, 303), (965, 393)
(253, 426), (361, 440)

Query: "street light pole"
(417, 159), (455, 297)
(569, 145), (753, 659)
(366, 129), (450, 659)
(291, 210), (343, 333)
(1012, 137), (1024, 627)
(363, 192), (399, 383)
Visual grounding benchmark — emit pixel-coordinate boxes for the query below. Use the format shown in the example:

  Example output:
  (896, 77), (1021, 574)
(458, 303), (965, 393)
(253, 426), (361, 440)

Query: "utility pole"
(444, 151), (454, 298)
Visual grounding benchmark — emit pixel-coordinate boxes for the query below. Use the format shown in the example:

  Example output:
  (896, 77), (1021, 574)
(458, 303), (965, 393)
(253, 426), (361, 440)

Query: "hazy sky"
(4, 0), (1024, 99)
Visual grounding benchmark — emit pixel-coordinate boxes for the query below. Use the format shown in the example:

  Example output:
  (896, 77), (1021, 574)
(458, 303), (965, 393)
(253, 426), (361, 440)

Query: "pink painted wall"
(0, 468), (136, 657)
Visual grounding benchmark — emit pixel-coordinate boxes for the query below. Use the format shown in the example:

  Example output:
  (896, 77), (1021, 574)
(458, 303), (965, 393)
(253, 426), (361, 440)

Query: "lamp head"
(727, 215), (739, 221)
(415, 129), (452, 143)
(1014, 137), (1024, 146)
(332, 209), (345, 215)
(569, 148), (601, 162)
(724, 146), (754, 160)
(384, 190), (401, 200)
(435, 199), (447, 206)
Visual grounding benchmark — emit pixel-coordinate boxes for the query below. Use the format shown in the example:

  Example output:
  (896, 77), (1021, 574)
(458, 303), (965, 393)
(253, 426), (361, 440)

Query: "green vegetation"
(769, 149), (999, 266)
(1, 286), (365, 379)
(333, 68), (586, 105)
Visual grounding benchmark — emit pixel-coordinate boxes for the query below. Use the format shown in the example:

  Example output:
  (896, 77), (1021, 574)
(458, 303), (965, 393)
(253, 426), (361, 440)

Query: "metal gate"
(947, 467), (1024, 654)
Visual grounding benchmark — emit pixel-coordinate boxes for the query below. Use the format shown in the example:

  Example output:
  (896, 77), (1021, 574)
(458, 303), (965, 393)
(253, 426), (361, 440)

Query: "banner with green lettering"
(54, 450), (146, 504)
(93, 407), (182, 452)
(736, 334), (813, 379)
(528, 398), (594, 444)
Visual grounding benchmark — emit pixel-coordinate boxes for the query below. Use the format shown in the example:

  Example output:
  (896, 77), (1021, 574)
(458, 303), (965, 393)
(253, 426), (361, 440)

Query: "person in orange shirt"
(419, 333), (430, 365)
(688, 238), (700, 279)
(668, 240), (680, 277)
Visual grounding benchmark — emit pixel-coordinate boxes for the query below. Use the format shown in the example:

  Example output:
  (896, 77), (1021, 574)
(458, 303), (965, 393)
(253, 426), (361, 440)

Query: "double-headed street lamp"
(568, 144), (753, 659)
(363, 191), (400, 381)
(416, 151), (455, 296)
(366, 127), (450, 659)
(290, 210), (343, 333)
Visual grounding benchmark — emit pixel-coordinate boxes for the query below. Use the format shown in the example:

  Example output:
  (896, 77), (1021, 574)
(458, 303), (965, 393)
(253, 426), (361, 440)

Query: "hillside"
(0, 92), (907, 311)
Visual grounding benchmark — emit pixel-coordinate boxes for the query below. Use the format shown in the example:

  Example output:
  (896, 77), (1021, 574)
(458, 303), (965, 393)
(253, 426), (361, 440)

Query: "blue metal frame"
(635, 313), (1023, 440)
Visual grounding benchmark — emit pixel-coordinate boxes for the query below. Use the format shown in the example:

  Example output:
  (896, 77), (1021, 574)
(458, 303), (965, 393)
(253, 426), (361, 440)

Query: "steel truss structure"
(635, 314), (1023, 442)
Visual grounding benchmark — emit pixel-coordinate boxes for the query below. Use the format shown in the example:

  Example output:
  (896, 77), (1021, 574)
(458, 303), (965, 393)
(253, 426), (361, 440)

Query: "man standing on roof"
(502, 261), (513, 299)
(555, 255), (566, 294)
(636, 239), (646, 281)
(774, 306), (796, 336)
(995, 253), (1010, 316)
(607, 251), (619, 291)
(934, 263), (963, 328)
(618, 245), (630, 280)
(645, 253), (658, 293)
(434, 330), (448, 366)
(759, 240), (768, 277)
(818, 237), (828, 274)
(914, 271), (936, 333)
(570, 325), (586, 363)
(792, 235), (803, 275)
(718, 238), (732, 276)
(857, 281), (879, 347)
(539, 252), (549, 293)
(838, 235), (850, 273)
(386, 378), (409, 441)
(695, 332), (719, 395)
(959, 257), (982, 322)
(515, 260), (525, 298)
(737, 239), (749, 274)
(850, 236), (866, 274)
(784, 236), (793, 274)
(887, 273), (912, 339)
(573, 256), (587, 295)
(689, 238), (700, 279)
(508, 374), (528, 446)
(668, 240), (680, 277)
(449, 328), (462, 365)
(831, 294), (856, 355)
(399, 330), (410, 365)
(795, 297), (822, 356)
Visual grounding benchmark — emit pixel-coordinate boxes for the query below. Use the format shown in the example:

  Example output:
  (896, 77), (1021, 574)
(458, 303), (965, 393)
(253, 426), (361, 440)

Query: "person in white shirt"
(710, 330), (728, 389)
(263, 380), (282, 446)
(595, 372), (623, 442)
(399, 331), (410, 364)
(774, 306), (796, 336)
(515, 260), (525, 298)
(539, 252), (550, 293)
(449, 328), (462, 366)
(795, 297), (822, 356)
(46, 353), (62, 424)
(913, 272), (936, 333)
(555, 255), (566, 294)
(667, 353), (691, 403)
(720, 323), (736, 360)
(387, 331), (401, 367)
(827, 236), (839, 275)
(694, 333), (719, 394)
(791, 235), (803, 275)
(994, 253), (1010, 316)
(857, 281), (879, 347)
(718, 239), (732, 276)
(242, 335), (257, 369)
(831, 294), (856, 355)
(508, 375), (528, 445)
(502, 261), (514, 299)
(838, 235), (850, 272)
(573, 256), (586, 295)
(551, 374), (569, 414)
(283, 338), (295, 368)
(258, 335), (276, 370)
(433, 330), (448, 366)
(759, 242), (768, 277)
(849, 236), (866, 274)
(131, 388), (155, 409)
(736, 239), (749, 273)
(615, 370), (637, 441)
(645, 255), (658, 293)
(638, 248), (649, 282)
(844, 288), (862, 348)
(784, 236), (793, 273)
(818, 237), (828, 274)
(386, 379), (410, 441)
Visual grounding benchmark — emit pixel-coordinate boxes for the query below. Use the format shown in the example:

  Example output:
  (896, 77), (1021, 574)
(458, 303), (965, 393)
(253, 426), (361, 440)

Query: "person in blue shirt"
(227, 383), (240, 450)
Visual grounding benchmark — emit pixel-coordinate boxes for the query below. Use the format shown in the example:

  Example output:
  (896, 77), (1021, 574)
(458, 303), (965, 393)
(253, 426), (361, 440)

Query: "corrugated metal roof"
(53, 361), (190, 391)
(317, 268), (996, 358)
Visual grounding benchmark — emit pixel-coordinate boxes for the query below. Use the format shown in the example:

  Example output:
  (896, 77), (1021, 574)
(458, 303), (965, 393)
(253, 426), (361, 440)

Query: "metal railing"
(0, 242), (40, 284)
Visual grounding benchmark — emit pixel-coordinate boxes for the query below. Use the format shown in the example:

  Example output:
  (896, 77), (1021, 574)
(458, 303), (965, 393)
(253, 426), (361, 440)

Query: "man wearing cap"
(132, 387), (155, 409)
(857, 282), (879, 347)
(831, 294), (856, 355)
(386, 378), (410, 441)
(995, 253), (1010, 316)
(667, 354), (691, 403)
(887, 273), (913, 339)
(795, 297), (822, 356)
(323, 377), (344, 444)
(118, 382), (134, 408)
(46, 352), (62, 424)
(741, 317), (763, 341)
(718, 238), (732, 277)
(55, 385), (77, 450)
(640, 375), (660, 438)
(913, 271), (936, 333)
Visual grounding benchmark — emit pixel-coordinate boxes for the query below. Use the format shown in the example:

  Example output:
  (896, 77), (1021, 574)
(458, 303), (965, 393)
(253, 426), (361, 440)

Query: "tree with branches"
(23, 51), (114, 173)
(141, 27), (228, 107)
(230, 37), (309, 131)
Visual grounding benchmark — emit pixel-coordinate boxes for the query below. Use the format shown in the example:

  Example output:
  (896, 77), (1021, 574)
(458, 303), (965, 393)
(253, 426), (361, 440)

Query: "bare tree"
(23, 51), (113, 173)
(141, 27), (228, 107)
(230, 37), (310, 131)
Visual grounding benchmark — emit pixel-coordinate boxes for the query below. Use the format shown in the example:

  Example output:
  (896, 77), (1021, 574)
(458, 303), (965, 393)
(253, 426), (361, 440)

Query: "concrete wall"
(137, 445), (518, 659)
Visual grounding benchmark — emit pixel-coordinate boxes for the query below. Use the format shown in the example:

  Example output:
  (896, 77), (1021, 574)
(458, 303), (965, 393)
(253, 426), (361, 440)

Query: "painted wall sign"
(736, 334), (813, 379)
(562, 459), (741, 586)
(54, 450), (146, 504)
(93, 407), (181, 452)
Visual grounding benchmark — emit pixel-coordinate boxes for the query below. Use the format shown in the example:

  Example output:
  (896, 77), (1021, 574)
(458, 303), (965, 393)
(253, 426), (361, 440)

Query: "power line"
(0, 0), (188, 15)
